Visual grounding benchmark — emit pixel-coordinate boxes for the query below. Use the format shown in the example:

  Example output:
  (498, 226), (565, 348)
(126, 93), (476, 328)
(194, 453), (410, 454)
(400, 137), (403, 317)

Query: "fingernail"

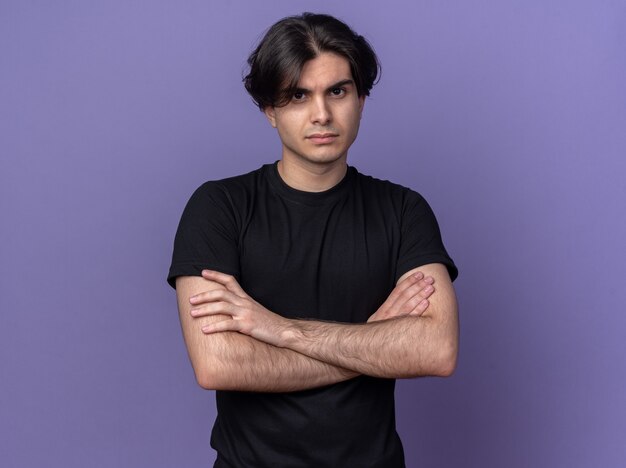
(201, 326), (210, 333)
(424, 285), (434, 293)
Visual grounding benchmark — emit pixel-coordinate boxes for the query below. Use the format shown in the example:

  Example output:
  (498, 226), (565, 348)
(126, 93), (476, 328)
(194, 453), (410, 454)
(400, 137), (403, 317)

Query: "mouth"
(306, 133), (338, 144)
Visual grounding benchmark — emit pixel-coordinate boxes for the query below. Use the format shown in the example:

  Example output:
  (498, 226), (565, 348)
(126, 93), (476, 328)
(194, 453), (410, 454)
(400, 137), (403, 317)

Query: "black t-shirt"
(168, 162), (457, 467)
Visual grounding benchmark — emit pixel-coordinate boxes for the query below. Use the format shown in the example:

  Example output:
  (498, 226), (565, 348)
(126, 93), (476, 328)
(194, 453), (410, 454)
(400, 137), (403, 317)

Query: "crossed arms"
(175, 263), (458, 392)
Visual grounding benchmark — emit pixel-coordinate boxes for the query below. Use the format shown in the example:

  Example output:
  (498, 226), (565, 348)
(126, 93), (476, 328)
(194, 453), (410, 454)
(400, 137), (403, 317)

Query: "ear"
(263, 106), (277, 128)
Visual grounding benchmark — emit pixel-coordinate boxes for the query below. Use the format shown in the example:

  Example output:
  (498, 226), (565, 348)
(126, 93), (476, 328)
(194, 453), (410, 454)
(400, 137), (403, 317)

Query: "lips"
(306, 133), (338, 144)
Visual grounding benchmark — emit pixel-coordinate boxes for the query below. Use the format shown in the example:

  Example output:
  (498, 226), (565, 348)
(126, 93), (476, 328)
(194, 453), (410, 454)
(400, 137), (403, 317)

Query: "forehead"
(297, 52), (353, 89)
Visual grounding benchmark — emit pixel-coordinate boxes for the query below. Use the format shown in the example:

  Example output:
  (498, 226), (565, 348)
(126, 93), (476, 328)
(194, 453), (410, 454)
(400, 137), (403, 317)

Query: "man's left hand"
(189, 270), (289, 347)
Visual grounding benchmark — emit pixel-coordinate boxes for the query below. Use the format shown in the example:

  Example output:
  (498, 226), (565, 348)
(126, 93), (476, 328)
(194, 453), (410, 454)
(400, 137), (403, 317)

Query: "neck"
(277, 157), (348, 192)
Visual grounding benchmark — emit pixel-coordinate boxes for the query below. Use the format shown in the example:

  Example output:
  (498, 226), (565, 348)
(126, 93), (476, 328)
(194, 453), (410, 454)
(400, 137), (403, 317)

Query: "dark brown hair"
(244, 13), (381, 110)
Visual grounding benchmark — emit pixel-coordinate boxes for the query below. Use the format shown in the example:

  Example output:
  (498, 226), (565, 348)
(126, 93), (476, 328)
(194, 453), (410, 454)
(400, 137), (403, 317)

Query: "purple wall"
(2, 1), (625, 466)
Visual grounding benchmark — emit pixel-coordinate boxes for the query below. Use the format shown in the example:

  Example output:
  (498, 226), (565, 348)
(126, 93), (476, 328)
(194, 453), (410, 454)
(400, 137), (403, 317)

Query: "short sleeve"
(395, 190), (458, 282)
(167, 182), (240, 288)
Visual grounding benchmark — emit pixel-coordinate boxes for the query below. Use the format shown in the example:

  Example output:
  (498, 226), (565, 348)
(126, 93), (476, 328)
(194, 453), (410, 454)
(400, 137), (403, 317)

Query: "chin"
(306, 150), (347, 165)
(307, 157), (345, 167)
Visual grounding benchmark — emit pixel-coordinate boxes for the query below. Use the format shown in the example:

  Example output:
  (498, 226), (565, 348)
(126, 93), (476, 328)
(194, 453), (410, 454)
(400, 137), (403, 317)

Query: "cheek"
(344, 112), (362, 136)
(276, 123), (302, 149)
(336, 102), (363, 133)
(276, 112), (304, 133)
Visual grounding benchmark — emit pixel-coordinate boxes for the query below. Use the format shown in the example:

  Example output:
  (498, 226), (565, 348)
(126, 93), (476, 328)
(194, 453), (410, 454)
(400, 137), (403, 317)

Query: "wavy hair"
(244, 12), (381, 110)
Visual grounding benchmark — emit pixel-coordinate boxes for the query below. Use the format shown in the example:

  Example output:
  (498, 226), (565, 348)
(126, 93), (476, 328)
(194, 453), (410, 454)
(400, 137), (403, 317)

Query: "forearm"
(194, 268), (450, 381)
(281, 315), (457, 379)
(177, 275), (357, 393)
(275, 264), (459, 379)
(194, 329), (358, 392)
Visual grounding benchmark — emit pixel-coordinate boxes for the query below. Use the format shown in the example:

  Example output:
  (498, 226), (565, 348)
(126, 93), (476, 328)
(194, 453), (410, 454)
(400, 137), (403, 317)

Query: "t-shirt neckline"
(265, 161), (356, 205)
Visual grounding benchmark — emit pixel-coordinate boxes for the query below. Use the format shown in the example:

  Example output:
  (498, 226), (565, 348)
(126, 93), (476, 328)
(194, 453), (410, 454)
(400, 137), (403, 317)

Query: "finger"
(399, 271), (424, 284)
(409, 299), (430, 317)
(371, 272), (431, 320)
(414, 281), (435, 299)
(190, 301), (236, 318)
(195, 315), (233, 328)
(202, 319), (240, 334)
(395, 281), (435, 312)
(190, 288), (242, 306)
(383, 273), (423, 310)
(385, 284), (433, 318)
(201, 270), (247, 297)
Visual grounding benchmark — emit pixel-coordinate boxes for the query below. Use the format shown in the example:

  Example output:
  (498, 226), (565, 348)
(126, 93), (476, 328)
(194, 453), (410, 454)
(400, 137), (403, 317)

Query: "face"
(264, 52), (365, 168)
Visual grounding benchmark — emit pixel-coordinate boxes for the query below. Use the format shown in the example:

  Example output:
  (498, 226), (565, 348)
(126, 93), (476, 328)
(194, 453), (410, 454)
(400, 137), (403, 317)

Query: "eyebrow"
(294, 79), (355, 94)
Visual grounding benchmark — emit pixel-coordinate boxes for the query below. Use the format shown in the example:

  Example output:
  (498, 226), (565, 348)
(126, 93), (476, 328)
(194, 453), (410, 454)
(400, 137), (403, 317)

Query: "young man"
(168, 12), (458, 468)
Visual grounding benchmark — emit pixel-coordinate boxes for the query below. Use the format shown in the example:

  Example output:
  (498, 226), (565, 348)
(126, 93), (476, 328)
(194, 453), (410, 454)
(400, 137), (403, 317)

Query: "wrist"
(278, 318), (302, 348)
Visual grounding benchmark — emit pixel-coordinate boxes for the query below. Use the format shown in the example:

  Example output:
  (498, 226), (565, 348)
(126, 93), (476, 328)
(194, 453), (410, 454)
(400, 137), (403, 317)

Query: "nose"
(310, 96), (331, 125)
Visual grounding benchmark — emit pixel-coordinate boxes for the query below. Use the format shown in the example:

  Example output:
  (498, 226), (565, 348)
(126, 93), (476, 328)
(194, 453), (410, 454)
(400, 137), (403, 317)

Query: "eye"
(292, 91), (306, 101)
(330, 87), (346, 97)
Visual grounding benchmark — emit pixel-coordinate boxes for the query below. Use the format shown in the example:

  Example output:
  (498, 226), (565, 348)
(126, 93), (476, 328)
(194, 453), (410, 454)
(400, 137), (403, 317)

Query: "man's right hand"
(367, 272), (435, 323)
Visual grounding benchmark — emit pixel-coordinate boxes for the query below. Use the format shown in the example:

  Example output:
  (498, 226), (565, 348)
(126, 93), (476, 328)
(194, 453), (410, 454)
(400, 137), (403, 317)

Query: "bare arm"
(285, 264), (458, 378)
(176, 275), (355, 392)
(199, 263), (458, 379)
(176, 272), (434, 391)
